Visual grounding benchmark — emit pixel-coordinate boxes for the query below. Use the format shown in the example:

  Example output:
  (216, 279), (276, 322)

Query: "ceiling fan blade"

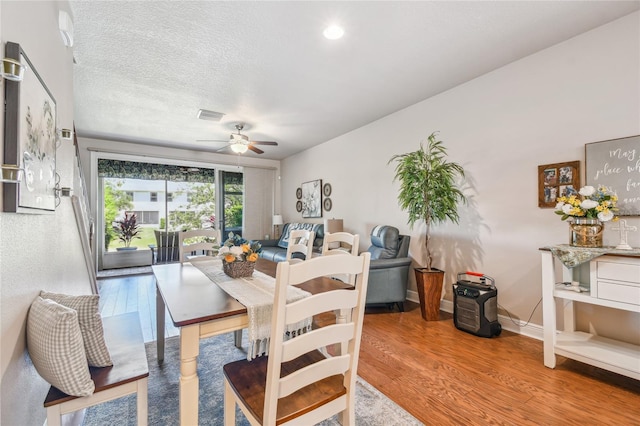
(250, 140), (278, 146)
(196, 139), (229, 143)
(214, 145), (230, 153)
(247, 145), (264, 154)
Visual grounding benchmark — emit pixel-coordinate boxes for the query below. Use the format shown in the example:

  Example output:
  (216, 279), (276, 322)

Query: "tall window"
(222, 171), (243, 237)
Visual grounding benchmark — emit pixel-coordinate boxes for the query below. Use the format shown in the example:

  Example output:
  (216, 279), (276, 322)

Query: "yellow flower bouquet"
(218, 233), (262, 278)
(554, 185), (618, 222)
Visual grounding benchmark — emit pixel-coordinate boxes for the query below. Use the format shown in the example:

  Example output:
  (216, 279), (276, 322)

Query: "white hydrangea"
(580, 199), (598, 210)
(597, 210), (615, 222)
(579, 186), (596, 197)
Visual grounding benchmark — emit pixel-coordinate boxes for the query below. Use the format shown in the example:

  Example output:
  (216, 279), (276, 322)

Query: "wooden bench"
(44, 312), (149, 426)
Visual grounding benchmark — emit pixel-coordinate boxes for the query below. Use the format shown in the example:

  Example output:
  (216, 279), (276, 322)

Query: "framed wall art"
(585, 135), (640, 216)
(3, 41), (57, 213)
(538, 161), (580, 208)
(301, 179), (322, 218)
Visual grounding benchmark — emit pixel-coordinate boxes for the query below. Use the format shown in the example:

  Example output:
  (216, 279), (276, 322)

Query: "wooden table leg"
(156, 286), (165, 364)
(180, 324), (200, 426)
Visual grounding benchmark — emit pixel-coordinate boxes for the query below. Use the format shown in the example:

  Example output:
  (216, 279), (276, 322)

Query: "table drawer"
(596, 280), (640, 306)
(596, 260), (640, 283)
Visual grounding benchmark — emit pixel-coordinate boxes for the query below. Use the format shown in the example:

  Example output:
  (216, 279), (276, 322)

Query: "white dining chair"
(285, 229), (315, 263)
(178, 228), (220, 264)
(222, 252), (371, 426)
(322, 232), (360, 284)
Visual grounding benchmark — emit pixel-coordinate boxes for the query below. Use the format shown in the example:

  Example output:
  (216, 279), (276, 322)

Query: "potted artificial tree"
(389, 132), (466, 321)
(115, 212), (141, 251)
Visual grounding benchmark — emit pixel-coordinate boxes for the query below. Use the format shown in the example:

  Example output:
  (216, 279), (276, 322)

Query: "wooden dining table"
(153, 257), (351, 426)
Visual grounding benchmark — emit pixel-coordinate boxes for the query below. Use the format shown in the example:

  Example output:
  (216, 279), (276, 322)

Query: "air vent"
(197, 109), (225, 122)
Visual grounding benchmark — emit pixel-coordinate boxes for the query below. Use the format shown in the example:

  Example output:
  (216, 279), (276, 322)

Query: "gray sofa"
(365, 225), (412, 312)
(257, 222), (324, 262)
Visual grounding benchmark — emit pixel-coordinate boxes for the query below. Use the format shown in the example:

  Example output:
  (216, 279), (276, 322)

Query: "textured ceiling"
(70, 1), (640, 160)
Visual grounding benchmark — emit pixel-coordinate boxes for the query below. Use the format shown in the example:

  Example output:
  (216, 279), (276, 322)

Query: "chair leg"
(46, 405), (62, 426)
(234, 329), (242, 348)
(224, 379), (236, 426)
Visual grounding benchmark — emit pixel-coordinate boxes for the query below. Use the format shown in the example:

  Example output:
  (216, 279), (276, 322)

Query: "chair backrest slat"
(282, 323), (354, 362)
(278, 355), (351, 399)
(287, 290), (358, 324)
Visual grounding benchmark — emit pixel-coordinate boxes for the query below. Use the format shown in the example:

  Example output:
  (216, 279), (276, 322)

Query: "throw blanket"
(192, 259), (312, 360)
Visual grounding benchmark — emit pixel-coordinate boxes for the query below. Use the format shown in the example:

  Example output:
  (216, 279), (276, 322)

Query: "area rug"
(83, 333), (422, 425)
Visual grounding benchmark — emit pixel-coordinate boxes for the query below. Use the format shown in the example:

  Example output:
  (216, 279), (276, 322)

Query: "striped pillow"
(27, 297), (95, 397)
(40, 291), (112, 367)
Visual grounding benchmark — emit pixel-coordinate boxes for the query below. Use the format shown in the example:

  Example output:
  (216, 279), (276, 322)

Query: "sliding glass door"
(98, 159), (240, 269)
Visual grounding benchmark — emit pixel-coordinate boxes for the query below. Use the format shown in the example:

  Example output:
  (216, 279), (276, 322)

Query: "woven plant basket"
(223, 260), (255, 278)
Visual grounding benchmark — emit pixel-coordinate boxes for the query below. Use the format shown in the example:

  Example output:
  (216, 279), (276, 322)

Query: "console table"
(540, 245), (640, 380)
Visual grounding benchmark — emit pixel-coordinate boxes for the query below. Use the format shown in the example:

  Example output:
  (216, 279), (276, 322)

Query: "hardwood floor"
(98, 273), (640, 425)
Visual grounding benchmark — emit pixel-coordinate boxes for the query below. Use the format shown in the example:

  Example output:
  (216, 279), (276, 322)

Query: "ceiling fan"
(197, 124), (278, 154)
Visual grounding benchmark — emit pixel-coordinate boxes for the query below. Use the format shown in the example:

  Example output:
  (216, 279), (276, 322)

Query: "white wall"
(281, 12), (640, 341)
(0, 2), (89, 425)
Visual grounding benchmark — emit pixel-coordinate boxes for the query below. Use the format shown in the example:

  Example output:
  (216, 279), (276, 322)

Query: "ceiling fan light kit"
(197, 123), (278, 155)
(230, 143), (249, 154)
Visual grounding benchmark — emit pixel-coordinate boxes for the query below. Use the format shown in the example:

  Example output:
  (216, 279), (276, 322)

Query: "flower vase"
(569, 218), (603, 248)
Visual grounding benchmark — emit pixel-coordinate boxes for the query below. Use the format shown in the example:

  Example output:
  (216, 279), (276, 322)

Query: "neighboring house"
(108, 178), (195, 227)
(1, 2), (639, 425)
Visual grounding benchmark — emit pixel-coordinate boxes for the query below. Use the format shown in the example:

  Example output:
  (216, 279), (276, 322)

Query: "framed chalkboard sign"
(585, 135), (640, 216)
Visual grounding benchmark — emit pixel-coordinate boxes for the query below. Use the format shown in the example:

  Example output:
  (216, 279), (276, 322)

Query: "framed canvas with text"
(585, 135), (640, 216)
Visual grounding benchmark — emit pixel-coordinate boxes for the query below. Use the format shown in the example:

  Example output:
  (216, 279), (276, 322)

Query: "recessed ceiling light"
(323, 25), (344, 40)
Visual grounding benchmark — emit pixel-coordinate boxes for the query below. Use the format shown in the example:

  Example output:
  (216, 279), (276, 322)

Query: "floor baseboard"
(406, 290), (543, 341)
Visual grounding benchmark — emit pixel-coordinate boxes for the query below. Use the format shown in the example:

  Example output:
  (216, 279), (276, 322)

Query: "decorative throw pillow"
(27, 297), (95, 397)
(40, 291), (113, 367)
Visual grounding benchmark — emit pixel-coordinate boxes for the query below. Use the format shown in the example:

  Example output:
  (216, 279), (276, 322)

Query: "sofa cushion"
(277, 223), (324, 249)
(27, 297), (95, 397)
(367, 225), (400, 260)
(40, 291), (112, 367)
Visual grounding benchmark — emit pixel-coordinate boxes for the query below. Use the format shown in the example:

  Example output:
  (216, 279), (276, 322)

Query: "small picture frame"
(323, 198), (332, 212)
(538, 161), (580, 208)
(323, 183), (332, 197)
(296, 200), (302, 212)
(296, 187), (302, 199)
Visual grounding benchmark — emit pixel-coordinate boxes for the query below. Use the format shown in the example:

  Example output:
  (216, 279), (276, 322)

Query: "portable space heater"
(453, 272), (501, 338)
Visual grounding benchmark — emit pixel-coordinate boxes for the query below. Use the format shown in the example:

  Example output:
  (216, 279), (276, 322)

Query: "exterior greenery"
(104, 180), (133, 249)
(389, 132), (466, 270)
(115, 212), (141, 247)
